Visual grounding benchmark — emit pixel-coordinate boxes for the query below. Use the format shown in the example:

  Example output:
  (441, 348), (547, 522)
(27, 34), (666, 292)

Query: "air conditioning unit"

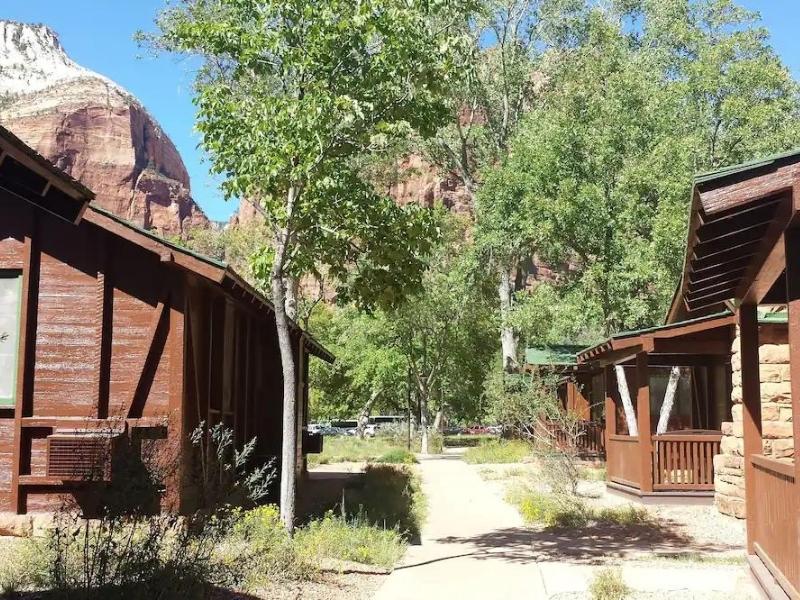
(46, 432), (122, 482)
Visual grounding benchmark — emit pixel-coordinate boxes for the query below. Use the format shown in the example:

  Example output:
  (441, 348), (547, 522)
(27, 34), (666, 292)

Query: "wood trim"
(740, 304), (762, 555)
(635, 351), (653, 493)
(785, 228), (800, 490)
(11, 210), (39, 514)
(651, 433), (723, 443)
(608, 434), (638, 443)
(754, 544), (800, 600)
(751, 454), (796, 480)
(126, 297), (169, 419)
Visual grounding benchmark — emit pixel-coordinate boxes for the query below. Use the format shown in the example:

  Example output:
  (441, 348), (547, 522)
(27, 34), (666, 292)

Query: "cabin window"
(0, 271), (22, 406)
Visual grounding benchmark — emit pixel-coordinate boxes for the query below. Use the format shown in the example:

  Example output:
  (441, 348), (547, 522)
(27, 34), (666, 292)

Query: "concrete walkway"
(372, 452), (757, 600)
(372, 452), (546, 600)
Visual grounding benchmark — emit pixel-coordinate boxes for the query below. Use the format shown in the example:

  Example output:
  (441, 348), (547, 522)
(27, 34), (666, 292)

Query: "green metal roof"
(759, 310), (788, 324)
(525, 345), (584, 366)
(607, 310), (732, 342)
(694, 148), (800, 186)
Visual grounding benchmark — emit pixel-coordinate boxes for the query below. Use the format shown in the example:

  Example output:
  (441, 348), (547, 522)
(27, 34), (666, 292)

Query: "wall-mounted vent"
(46, 433), (119, 481)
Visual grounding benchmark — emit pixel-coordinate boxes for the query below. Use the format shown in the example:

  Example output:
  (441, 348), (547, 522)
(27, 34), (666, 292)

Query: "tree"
(485, 0), (800, 339)
(148, 0), (475, 532)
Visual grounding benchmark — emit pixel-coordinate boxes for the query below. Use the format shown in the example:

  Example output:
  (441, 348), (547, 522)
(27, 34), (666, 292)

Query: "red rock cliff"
(0, 21), (209, 235)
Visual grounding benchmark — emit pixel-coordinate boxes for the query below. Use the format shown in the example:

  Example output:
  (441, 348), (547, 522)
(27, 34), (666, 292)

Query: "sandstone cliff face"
(0, 21), (209, 235)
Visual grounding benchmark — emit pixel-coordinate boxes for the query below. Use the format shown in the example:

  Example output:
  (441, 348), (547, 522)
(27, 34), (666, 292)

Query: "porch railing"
(750, 454), (800, 597)
(606, 434), (641, 488)
(544, 419), (605, 458)
(651, 432), (721, 491)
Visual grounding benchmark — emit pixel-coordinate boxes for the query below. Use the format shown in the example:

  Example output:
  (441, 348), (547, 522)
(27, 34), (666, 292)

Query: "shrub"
(374, 448), (417, 464)
(578, 465), (607, 481)
(0, 538), (48, 595)
(463, 439), (530, 464)
(295, 512), (405, 569)
(589, 567), (630, 600)
(511, 491), (591, 528)
(342, 465), (426, 540)
(596, 505), (651, 526)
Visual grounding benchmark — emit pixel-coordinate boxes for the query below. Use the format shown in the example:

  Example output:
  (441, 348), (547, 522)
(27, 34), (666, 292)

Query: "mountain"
(0, 20), (209, 235)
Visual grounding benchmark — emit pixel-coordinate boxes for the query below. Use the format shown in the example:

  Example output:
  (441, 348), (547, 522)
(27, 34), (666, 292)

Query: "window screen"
(0, 271), (22, 406)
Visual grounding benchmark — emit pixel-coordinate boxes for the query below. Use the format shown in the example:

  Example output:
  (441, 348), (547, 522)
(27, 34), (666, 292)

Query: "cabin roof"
(84, 205), (334, 363)
(577, 312), (735, 364)
(524, 345), (584, 366)
(668, 148), (800, 322)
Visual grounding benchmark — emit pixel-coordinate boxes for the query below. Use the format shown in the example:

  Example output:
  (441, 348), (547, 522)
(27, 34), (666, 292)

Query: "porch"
(578, 314), (735, 504)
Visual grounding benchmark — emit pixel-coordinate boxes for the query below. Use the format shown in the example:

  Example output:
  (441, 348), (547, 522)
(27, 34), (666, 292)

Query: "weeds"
(462, 440), (530, 464)
(295, 512), (405, 569)
(589, 567), (630, 600)
(443, 434), (496, 448)
(374, 448), (417, 464)
(307, 433), (440, 466)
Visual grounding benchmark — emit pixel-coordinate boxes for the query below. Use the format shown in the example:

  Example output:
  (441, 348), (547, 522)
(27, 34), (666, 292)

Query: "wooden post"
(784, 229), (800, 499)
(604, 365), (617, 442)
(739, 303), (761, 555)
(635, 351), (653, 493)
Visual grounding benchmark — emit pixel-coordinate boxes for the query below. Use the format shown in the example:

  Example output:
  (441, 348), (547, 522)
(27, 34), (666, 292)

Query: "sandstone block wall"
(714, 322), (794, 518)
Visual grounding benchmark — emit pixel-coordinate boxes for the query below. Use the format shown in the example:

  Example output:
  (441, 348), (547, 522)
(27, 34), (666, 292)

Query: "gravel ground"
(252, 570), (387, 600)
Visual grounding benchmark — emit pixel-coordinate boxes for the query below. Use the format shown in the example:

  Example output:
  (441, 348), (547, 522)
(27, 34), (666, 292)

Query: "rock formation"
(0, 20), (209, 235)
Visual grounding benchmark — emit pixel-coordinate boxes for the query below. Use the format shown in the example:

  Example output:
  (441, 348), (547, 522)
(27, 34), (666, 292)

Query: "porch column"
(739, 303), (761, 555)
(784, 229), (800, 495)
(635, 351), (653, 493)
(604, 365), (617, 446)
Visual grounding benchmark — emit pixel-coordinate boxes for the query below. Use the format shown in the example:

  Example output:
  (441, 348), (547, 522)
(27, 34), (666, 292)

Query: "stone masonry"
(714, 320), (794, 518)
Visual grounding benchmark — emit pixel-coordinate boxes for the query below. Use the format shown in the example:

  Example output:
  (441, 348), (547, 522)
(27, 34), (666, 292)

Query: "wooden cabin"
(668, 151), (800, 599)
(524, 345), (605, 458)
(577, 314), (735, 504)
(0, 126), (332, 517)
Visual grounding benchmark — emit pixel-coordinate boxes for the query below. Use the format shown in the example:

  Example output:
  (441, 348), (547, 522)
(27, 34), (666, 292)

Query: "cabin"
(667, 150), (800, 599)
(524, 345), (605, 458)
(0, 125), (332, 517)
(576, 314), (735, 504)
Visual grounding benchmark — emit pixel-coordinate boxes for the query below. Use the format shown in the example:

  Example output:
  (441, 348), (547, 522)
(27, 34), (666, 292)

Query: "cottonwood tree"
(487, 0), (800, 338)
(425, 0), (587, 371)
(148, 0), (475, 532)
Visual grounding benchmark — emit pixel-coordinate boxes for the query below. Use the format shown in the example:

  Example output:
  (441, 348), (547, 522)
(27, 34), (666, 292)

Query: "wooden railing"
(651, 432), (721, 491)
(750, 455), (800, 598)
(606, 434), (641, 488)
(544, 419), (605, 458)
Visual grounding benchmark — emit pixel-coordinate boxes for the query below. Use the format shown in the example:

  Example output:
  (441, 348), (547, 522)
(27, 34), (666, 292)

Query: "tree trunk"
(356, 390), (380, 439)
(419, 381), (429, 455)
(432, 409), (443, 432)
(406, 368), (413, 451)
(498, 267), (519, 372)
(614, 365), (638, 437)
(284, 275), (298, 321)
(656, 366), (681, 435)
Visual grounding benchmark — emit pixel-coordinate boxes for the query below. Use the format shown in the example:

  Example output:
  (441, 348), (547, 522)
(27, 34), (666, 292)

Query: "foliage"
(374, 448), (418, 465)
(462, 439), (531, 464)
(443, 434), (496, 448)
(306, 433), (438, 465)
(0, 538), (48, 596)
(295, 512), (406, 569)
(486, 370), (561, 438)
(480, 0), (800, 339)
(508, 488), (591, 528)
(589, 567), (630, 600)
(342, 465), (427, 541)
(42, 425), (274, 599)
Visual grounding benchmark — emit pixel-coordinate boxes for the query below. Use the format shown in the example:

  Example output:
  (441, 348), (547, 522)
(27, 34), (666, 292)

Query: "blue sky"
(3, 1), (800, 222)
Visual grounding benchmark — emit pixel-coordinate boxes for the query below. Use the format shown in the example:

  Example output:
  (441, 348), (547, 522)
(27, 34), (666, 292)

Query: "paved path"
(372, 452), (757, 600)
(372, 452), (546, 600)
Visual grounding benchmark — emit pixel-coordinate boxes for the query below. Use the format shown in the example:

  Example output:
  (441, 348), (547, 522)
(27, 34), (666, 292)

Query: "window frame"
(0, 270), (23, 407)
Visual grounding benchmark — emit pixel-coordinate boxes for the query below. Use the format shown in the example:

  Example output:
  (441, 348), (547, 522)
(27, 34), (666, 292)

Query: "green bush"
(578, 465), (607, 481)
(0, 538), (49, 595)
(343, 464), (426, 540)
(589, 567), (630, 600)
(295, 512), (405, 569)
(596, 505), (651, 526)
(511, 490), (591, 528)
(374, 448), (418, 464)
(463, 439), (530, 464)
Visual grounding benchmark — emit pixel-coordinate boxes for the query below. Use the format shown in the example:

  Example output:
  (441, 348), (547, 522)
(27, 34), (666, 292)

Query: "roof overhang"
(0, 125), (93, 224)
(577, 313), (735, 366)
(668, 152), (800, 323)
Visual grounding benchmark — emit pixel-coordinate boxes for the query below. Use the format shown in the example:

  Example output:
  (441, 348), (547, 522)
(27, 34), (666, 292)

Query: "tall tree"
(148, 0), (474, 532)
